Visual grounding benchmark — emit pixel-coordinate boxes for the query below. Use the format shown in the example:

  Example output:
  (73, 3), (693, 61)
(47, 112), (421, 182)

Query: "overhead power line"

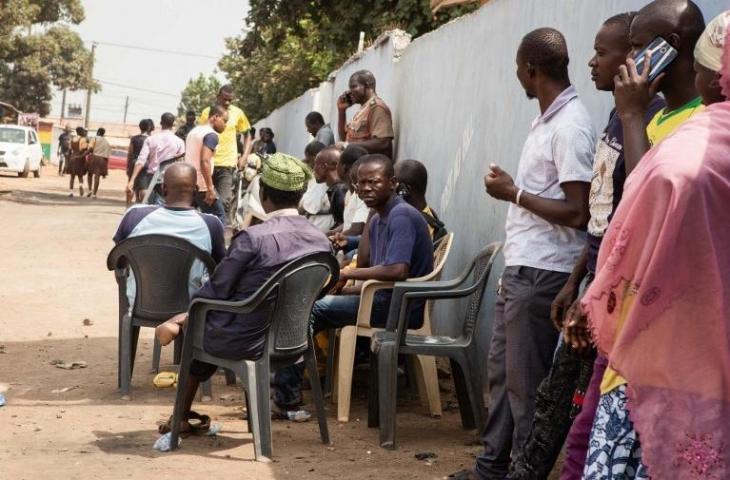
(95, 79), (180, 98)
(92, 40), (219, 59)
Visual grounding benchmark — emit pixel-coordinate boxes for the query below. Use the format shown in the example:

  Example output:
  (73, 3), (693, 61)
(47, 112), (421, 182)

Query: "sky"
(49, 0), (249, 125)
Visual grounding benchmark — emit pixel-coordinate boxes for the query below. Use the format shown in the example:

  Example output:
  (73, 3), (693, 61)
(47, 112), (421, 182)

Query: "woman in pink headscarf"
(581, 20), (730, 480)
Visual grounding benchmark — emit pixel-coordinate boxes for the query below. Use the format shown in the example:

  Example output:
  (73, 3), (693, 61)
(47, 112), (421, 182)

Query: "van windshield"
(0, 128), (25, 144)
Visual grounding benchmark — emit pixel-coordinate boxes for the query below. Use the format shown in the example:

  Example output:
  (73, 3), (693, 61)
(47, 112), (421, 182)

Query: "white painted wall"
(255, 0), (727, 377)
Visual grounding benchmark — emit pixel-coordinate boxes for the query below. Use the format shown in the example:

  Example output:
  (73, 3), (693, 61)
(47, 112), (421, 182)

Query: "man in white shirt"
(300, 141), (332, 232)
(185, 104), (228, 223)
(458, 28), (595, 480)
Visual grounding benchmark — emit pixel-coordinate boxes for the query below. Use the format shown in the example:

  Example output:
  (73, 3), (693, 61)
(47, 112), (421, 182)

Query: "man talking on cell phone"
(336, 70), (395, 159)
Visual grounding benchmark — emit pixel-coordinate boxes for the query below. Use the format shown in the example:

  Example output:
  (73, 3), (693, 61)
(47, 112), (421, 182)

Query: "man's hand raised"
(614, 52), (664, 120)
(484, 164), (518, 203)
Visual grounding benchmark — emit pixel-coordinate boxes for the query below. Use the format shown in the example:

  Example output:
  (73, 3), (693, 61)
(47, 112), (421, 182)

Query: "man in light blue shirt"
(113, 163), (226, 309)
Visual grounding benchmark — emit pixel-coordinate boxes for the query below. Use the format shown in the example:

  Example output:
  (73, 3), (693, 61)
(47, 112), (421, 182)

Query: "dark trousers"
(475, 266), (569, 480)
(189, 358), (305, 411)
(193, 192), (226, 225)
(213, 167), (236, 218)
(273, 294), (391, 409)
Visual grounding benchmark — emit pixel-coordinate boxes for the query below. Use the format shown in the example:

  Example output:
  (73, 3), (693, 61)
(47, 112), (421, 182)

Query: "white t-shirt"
(342, 190), (369, 232)
(301, 179), (333, 232)
(503, 86), (596, 273)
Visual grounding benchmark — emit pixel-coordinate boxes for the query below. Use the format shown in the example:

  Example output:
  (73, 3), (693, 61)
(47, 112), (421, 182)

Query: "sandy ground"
(0, 167), (489, 480)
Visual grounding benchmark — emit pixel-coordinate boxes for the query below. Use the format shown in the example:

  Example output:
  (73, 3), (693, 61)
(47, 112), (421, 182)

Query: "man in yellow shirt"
(199, 84), (252, 221)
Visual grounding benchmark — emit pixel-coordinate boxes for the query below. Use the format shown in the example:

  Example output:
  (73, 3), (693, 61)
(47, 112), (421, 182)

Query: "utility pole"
(123, 96), (129, 124)
(84, 42), (97, 129)
(60, 89), (67, 122)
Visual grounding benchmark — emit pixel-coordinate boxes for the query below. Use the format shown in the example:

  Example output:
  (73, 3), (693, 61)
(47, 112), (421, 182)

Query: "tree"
(219, 0), (479, 122)
(0, 0), (94, 116)
(177, 74), (221, 118)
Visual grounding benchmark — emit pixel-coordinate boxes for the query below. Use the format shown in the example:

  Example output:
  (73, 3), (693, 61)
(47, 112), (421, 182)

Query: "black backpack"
(421, 208), (448, 247)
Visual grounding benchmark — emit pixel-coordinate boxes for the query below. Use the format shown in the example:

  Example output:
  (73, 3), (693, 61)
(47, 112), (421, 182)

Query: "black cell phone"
(634, 37), (678, 82)
(344, 91), (353, 106)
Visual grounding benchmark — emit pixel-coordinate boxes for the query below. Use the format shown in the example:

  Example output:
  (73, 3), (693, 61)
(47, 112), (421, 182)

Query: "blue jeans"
(312, 294), (390, 332)
(194, 192), (226, 225)
(273, 294), (390, 410)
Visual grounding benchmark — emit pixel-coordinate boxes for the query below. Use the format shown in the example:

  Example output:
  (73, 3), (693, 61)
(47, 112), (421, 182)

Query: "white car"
(0, 125), (43, 178)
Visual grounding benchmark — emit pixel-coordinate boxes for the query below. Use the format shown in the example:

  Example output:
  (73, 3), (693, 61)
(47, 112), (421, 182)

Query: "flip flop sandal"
(153, 372), (178, 388)
(186, 410), (211, 435)
(157, 416), (192, 437)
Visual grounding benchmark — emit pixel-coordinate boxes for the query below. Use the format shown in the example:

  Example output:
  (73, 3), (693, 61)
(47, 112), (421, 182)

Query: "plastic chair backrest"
(107, 234), (216, 322)
(463, 242), (502, 338)
(264, 253), (340, 361)
(426, 233), (454, 320)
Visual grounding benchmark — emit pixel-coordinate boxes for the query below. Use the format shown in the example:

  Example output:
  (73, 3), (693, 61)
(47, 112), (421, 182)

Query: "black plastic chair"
(107, 234), (216, 397)
(170, 251), (340, 461)
(368, 242), (502, 449)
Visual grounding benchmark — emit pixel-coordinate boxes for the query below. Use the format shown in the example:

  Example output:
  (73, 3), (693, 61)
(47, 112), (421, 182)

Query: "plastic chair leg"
(461, 355), (485, 431)
(305, 345), (330, 444)
(173, 330), (184, 365)
(169, 340), (194, 451)
(119, 314), (133, 396)
(129, 325), (140, 378)
(376, 341), (400, 450)
(336, 325), (358, 422)
(450, 357), (476, 430)
(246, 359), (273, 461)
(367, 349), (379, 428)
(413, 355), (442, 417)
(151, 337), (161, 374)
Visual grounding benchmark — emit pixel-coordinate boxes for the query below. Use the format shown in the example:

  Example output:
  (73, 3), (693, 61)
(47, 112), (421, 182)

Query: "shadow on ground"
(0, 189), (126, 208)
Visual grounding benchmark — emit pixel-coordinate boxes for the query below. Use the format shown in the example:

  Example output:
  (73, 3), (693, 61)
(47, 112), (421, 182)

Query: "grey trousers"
(213, 167), (236, 217)
(474, 266), (569, 480)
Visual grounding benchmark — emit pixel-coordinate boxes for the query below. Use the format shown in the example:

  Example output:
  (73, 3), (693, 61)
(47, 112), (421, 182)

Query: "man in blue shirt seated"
(156, 153), (332, 434)
(315, 153), (434, 331)
(113, 162), (227, 311)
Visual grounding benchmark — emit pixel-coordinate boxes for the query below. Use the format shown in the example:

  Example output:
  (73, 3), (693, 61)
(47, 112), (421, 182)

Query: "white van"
(0, 125), (43, 177)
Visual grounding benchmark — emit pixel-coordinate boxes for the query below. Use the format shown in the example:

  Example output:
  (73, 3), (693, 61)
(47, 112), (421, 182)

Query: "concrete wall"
(255, 0), (726, 377)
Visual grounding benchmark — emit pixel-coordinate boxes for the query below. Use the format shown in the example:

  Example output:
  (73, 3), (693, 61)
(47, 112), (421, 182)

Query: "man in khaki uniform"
(337, 70), (394, 159)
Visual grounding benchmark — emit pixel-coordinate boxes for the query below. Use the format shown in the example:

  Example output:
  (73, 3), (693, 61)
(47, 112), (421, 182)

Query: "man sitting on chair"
(315, 154), (433, 331)
(156, 153), (332, 435)
(113, 163), (226, 312)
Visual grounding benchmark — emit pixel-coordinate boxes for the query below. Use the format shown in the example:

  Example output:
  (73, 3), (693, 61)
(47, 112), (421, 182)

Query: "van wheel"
(33, 165), (41, 178)
(18, 160), (30, 178)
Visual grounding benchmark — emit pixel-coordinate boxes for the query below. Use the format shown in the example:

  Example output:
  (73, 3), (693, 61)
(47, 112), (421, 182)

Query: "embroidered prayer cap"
(260, 152), (312, 192)
(694, 11), (730, 72)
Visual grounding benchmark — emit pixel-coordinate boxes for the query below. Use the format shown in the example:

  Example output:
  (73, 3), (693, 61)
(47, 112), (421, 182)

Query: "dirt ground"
(0, 167), (489, 480)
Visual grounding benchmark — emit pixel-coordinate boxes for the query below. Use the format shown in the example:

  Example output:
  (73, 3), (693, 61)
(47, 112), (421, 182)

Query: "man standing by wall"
(337, 70), (394, 159)
(305, 111), (335, 146)
(458, 28), (595, 480)
(199, 84), (253, 221)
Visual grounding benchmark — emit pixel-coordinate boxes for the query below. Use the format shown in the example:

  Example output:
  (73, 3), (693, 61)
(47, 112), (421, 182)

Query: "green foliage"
(0, 0), (93, 116)
(177, 74), (221, 118)
(220, 0), (479, 122)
